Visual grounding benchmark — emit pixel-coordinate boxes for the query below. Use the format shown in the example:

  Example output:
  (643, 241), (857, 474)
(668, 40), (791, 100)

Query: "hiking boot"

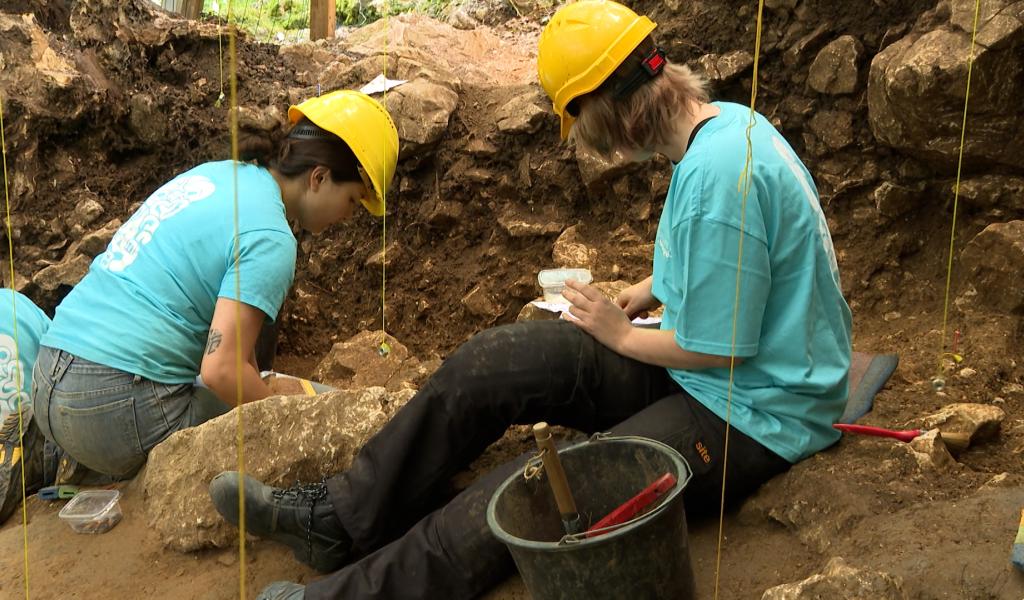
(209, 471), (352, 573)
(0, 406), (48, 524)
(256, 581), (306, 600)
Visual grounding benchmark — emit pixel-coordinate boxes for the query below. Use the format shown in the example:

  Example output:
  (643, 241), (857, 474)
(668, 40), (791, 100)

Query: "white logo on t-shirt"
(101, 175), (216, 273)
(771, 137), (840, 283)
(0, 334), (28, 418)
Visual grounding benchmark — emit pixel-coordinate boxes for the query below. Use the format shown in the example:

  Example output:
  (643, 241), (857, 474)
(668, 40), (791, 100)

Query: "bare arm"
(200, 297), (274, 407)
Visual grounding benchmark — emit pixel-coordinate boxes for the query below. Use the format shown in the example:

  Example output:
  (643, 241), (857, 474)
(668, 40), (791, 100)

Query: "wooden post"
(180, 0), (204, 19)
(310, 0), (337, 41)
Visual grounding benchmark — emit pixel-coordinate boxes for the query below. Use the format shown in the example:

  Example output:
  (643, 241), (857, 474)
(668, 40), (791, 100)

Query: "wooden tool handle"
(533, 422), (579, 519)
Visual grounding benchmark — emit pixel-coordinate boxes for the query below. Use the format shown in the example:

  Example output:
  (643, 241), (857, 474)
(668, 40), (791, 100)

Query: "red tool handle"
(833, 423), (922, 443)
(585, 472), (677, 538)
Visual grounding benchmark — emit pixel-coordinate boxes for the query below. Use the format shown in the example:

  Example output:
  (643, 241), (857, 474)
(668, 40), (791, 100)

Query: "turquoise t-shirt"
(652, 102), (852, 463)
(0, 289), (51, 418)
(42, 161), (297, 384)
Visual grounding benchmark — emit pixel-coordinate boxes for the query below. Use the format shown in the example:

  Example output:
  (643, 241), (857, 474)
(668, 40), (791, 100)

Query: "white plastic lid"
(537, 268), (593, 288)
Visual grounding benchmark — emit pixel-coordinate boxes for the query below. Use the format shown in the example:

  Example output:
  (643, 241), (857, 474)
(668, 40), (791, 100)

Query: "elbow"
(200, 360), (238, 406)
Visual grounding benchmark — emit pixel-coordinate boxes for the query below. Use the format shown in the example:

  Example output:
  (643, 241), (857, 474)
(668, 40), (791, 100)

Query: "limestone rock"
(808, 110), (854, 150)
(129, 93), (170, 145)
(959, 221), (1024, 314)
(496, 92), (547, 135)
(575, 145), (636, 191)
(784, 24), (830, 67)
(907, 429), (957, 470)
(312, 330), (429, 392)
(696, 50), (754, 83)
(33, 253), (91, 291)
(951, 0), (1024, 50)
(385, 79), (459, 159)
(917, 402), (1005, 443)
(762, 557), (906, 600)
(69, 195), (104, 230)
(552, 226), (598, 268)
(873, 181), (925, 218)
(956, 175), (1024, 210)
(867, 24), (1024, 168)
(462, 284), (503, 320)
(365, 241), (402, 268)
(143, 387), (416, 552)
(807, 35), (864, 95)
(72, 218), (122, 258)
(497, 212), (564, 238)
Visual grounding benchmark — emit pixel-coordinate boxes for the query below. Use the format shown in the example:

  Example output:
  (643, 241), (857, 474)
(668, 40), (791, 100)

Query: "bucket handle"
(555, 433), (694, 546)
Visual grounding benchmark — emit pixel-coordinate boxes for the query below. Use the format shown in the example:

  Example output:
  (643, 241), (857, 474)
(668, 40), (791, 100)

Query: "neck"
(269, 167), (301, 220)
(656, 100), (719, 163)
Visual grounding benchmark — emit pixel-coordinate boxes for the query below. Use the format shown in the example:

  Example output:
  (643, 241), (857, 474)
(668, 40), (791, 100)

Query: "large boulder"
(959, 220), (1024, 314)
(383, 79), (459, 159)
(762, 557), (906, 600)
(143, 387), (415, 552)
(867, 6), (1024, 168)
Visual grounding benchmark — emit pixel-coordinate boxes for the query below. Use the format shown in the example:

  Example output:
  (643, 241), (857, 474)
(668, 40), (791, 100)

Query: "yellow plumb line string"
(381, 0), (390, 352)
(713, 1), (766, 598)
(1, 89), (31, 600)
(936, 0), (981, 386)
(226, 2), (248, 598)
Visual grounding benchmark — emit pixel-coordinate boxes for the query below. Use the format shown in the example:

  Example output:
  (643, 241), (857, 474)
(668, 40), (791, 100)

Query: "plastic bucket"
(487, 435), (695, 600)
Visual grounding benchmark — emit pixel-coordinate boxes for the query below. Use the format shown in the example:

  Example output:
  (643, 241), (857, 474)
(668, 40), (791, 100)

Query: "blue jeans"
(31, 346), (230, 479)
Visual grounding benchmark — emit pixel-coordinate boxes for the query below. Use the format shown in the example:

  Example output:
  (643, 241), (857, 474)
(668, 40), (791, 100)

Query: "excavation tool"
(833, 423), (970, 453)
(586, 472), (677, 538)
(532, 422), (582, 535)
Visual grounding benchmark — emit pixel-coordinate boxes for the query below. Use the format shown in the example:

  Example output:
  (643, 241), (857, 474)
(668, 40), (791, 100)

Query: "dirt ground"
(1, 0), (1023, 598)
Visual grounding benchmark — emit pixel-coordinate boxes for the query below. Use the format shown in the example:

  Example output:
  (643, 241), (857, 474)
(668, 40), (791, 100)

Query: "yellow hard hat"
(288, 90), (398, 217)
(537, 0), (657, 140)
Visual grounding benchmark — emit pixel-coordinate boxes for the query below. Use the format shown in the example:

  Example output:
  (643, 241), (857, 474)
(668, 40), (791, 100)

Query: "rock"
(765, 0), (798, 9)
(462, 284), (503, 319)
(807, 35), (864, 95)
(384, 79), (459, 159)
(365, 241), (401, 268)
(73, 218), (122, 258)
(516, 302), (562, 322)
(762, 557), (907, 600)
(129, 93), (170, 145)
(143, 386), (416, 552)
(552, 225), (598, 268)
(784, 24), (830, 67)
(956, 175), (1024, 210)
(496, 92), (547, 135)
(867, 24), (1024, 169)
(463, 137), (499, 158)
(917, 402), (1005, 443)
(959, 221), (1024, 314)
(907, 428), (957, 469)
(312, 330), (429, 392)
(807, 110), (854, 150)
(696, 50), (754, 83)
(237, 104), (285, 133)
(575, 145), (635, 191)
(951, 0), (1024, 50)
(873, 181), (925, 218)
(69, 195), (104, 229)
(497, 212), (564, 238)
(32, 253), (91, 291)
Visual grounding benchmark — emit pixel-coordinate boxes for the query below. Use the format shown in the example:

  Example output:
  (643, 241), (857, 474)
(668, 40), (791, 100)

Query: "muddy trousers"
(306, 320), (790, 600)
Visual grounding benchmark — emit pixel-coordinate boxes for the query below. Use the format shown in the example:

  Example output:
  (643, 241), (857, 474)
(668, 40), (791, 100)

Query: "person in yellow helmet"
(8, 91), (399, 490)
(208, 3), (848, 599)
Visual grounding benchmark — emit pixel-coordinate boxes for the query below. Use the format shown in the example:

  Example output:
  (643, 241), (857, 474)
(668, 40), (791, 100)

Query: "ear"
(308, 166), (329, 192)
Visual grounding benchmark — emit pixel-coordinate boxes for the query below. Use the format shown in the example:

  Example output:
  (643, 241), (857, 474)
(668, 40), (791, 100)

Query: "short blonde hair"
(572, 40), (709, 158)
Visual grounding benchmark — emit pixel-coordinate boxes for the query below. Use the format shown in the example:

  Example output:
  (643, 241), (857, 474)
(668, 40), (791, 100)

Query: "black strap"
(686, 116), (714, 150)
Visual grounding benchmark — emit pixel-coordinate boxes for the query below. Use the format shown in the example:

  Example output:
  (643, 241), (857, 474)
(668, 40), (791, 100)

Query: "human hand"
(615, 276), (660, 319)
(562, 279), (634, 352)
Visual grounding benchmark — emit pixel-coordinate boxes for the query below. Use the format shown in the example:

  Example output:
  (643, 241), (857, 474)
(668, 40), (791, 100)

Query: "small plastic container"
(538, 268), (593, 303)
(58, 489), (123, 534)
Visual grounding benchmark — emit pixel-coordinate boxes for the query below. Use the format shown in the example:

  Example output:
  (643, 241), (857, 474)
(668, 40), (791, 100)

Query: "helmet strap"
(612, 46), (667, 101)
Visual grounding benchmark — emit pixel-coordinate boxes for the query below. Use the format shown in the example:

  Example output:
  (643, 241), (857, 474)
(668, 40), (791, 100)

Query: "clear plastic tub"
(58, 489), (122, 534)
(538, 268), (593, 303)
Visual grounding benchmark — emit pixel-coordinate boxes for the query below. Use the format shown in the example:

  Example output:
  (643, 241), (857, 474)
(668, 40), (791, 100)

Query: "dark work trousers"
(306, 320), (790, 600)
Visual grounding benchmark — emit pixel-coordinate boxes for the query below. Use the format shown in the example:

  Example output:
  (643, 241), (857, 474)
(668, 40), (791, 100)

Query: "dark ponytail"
(236, 119), (361, 184)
